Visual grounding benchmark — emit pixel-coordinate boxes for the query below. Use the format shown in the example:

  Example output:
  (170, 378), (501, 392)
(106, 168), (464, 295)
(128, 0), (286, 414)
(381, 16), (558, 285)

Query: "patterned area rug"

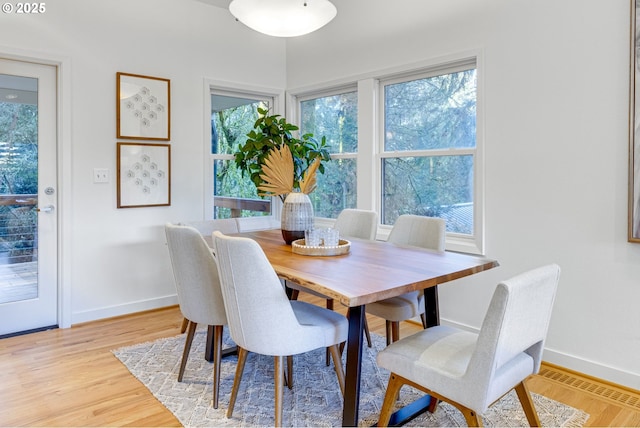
(113, 330), (589, 427)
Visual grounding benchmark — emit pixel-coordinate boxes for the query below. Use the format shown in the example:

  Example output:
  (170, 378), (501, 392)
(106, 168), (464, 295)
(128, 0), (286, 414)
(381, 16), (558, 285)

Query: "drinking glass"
(305, 228), (321, 246)
(324, 228), (340, 247)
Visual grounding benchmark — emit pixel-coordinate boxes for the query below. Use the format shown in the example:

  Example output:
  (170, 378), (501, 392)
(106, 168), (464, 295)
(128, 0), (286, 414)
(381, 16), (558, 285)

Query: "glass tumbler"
(305, 228), (321, 246)
(324, 228), (340, 247)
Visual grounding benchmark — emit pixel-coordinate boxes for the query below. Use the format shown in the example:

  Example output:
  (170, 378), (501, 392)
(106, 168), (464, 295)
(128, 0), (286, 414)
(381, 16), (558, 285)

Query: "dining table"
(219, 228), (499, 426)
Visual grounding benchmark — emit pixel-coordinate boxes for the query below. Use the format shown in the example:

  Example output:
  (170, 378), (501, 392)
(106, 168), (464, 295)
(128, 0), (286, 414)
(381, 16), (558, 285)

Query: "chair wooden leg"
(459, 407), (483, 427)
(380, 372), (483, 427)
(211, 325), (223, 409)
(391, 321), (400, 343)
(286, 355), (293, 389)
(178, 321), (197, 382)
(326, 298), (334, 365)
(515, 380), (541, 427)
(378, 373), (405, 427)
(274, 356), (284, 427)
(180, 317), (189, 333)
(328, 344), (345, 396)
(363, 313), (372, 347)
(427, 397), (440, 413)
(205, 325), (215, 362)
(420, 312), (427, 329)
(385, 321), (392, 346)
(227, 347), (248, 419)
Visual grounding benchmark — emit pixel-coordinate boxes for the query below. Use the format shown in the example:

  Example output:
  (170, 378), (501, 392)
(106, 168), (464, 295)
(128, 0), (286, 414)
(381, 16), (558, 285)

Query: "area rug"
(113, 330), (589, 427)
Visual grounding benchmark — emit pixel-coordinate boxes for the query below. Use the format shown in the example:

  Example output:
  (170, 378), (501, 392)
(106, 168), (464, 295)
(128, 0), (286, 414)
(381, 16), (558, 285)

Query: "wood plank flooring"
(1, 299), (639, 427)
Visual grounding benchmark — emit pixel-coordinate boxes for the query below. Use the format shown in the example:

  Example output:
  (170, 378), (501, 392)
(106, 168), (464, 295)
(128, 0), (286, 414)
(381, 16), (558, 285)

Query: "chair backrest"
(212, 231), (328, 356)
(165, 223), (226, 326)
(235, 216), (279, 232)
(183, 218), (239, 236)
(333, 209), (378, 240)
(467, 264), (560, 404)
(387, 214), (445, 251)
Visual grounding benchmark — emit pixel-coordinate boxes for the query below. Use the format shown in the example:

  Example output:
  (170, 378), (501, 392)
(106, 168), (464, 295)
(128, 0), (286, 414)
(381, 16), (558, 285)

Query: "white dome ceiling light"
(229, 0), (337, 38)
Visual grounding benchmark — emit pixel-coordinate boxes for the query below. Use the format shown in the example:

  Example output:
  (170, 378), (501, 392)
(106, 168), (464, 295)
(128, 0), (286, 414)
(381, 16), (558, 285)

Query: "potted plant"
(234, 107), (330, 243)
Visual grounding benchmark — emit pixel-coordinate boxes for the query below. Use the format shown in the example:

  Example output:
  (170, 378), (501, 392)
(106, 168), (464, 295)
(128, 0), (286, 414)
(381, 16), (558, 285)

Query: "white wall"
(0, 0), (287, 321)
(286, 0), (640, 389)
(1, 0), (638, 390)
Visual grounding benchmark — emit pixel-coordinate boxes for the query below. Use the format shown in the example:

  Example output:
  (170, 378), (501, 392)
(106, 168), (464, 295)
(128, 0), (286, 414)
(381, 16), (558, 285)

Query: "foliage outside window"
(382, 67), (477, 235)
(211, 57), (482, 251)
(211, 94), (272, 218)
(300, 91), (357, 219)
(0, 102), (38, 262)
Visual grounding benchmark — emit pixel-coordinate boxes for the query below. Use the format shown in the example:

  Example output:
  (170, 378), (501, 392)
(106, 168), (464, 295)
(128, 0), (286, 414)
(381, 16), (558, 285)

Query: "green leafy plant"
(234, 107), (330, 201)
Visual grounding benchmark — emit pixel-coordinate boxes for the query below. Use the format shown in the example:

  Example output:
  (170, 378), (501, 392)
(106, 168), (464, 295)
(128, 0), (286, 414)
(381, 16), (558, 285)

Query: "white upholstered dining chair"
(176, 218), (239, 334)
(164, 223), (228, 408)
(376, 264), (560, 427)
(333, 208), (378, 241)
(212, 231), (348, 427)
(366, 214), (445, 345)
(183, 218), (239, 236)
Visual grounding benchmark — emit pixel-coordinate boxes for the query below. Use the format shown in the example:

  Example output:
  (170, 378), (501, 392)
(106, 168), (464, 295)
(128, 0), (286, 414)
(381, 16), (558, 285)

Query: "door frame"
(1, 48), (72, 328)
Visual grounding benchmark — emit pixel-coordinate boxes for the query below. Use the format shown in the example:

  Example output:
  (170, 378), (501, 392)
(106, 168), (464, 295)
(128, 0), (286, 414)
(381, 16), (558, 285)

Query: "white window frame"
(289, 85), (359, 222)
(377, 58), (483, 254)
(203, 78), (285, 226)
(275, 51), (483, 254)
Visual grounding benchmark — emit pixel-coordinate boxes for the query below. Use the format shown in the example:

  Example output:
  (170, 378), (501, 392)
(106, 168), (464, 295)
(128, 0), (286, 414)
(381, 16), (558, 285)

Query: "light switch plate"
(93, 168), (109, 183)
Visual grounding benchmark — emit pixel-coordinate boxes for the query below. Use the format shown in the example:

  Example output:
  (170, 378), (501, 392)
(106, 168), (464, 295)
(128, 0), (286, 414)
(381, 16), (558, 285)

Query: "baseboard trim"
(71, 295), (178, 325)
(543, 348), (640, 392)
(539, 362), (640, 411)
(439, 317), (640, 392)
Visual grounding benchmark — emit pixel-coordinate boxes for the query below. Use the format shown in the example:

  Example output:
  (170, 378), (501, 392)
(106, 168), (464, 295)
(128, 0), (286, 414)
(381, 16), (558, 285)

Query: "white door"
(0, 58), (58, 336)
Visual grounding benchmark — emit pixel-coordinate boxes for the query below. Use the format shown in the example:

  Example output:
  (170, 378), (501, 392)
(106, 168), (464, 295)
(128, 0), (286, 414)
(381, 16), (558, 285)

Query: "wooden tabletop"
(234, 229), (499, 307)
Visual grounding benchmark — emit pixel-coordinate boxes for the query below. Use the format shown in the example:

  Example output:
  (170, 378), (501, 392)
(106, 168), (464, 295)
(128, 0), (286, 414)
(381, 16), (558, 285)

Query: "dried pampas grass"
(298, 157), (320, 195)
(257, 145), (294, 196)
(257, 145), (320, 196)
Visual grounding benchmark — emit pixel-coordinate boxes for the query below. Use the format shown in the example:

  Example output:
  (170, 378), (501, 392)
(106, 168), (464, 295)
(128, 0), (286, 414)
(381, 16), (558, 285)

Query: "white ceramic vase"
(281, 191), (314, 244)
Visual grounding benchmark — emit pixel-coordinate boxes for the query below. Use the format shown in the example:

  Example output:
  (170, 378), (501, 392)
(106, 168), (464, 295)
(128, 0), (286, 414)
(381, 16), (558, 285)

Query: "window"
(381, 65), (477, 236)
(292, 57), (482, 252)
(209, 57), (482, 251)
(299, 90), (358, 219)
(210, 92), (273, 219)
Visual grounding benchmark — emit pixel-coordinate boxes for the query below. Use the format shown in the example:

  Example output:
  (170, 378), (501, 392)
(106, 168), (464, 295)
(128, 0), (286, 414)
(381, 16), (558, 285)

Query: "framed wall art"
(117, 142), (171, 208)
(116, 72), (170, 140)
(631, 0), (640, 242)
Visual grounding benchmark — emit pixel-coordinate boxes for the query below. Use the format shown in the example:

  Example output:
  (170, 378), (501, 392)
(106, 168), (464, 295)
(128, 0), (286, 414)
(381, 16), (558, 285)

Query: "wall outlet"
(93, 168), (109, 183)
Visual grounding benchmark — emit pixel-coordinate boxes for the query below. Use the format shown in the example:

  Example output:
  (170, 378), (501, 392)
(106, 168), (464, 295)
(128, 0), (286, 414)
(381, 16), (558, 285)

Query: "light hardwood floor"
(1, 299), (639, 427)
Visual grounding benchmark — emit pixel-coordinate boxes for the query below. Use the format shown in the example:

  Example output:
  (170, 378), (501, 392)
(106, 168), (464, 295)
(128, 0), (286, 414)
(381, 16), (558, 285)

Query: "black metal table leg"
(342, 304), (364, 426)
(205, 325), (237, 362)
(424, 285), (439, 327)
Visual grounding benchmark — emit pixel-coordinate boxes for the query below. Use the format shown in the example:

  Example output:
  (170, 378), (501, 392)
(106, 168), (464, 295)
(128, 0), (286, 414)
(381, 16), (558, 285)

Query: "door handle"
(36, 204), (55, 213)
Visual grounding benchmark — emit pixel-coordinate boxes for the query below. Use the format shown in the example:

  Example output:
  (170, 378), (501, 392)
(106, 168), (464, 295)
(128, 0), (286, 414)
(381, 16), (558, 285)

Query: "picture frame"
(116, 72), (170, 140)
(631, 0), (640, 242)
(117, 142), (171, 208)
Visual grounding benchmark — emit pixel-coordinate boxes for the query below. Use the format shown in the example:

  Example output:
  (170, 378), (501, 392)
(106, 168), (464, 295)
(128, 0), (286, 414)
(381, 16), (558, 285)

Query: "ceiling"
(194, 0), (231, 9)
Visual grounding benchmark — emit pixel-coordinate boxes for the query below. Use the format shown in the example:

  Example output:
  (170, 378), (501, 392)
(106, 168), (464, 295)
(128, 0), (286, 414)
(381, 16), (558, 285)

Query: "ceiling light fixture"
(229, 0), (337, 38)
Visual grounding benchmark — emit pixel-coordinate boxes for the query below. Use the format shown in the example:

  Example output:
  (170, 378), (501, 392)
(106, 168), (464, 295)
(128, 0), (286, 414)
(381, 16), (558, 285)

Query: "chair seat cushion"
(366, 291), (423, 321)
(377, 325), (534, 411)
(377, 325), (475, 378)
(289, 300), (348, 351)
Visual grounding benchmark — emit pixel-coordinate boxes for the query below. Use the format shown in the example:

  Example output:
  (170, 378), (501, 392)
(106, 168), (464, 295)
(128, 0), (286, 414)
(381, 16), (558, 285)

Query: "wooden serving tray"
(291, 239), (351, 256)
